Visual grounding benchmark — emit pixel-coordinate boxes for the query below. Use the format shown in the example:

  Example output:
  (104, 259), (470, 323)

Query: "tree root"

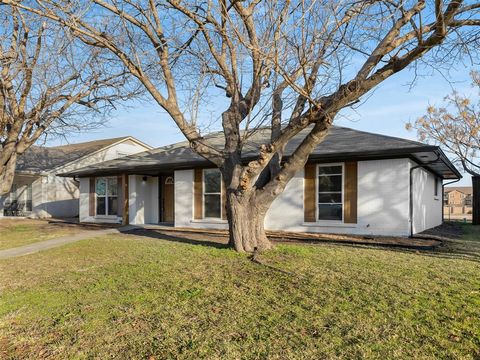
(250, 247), (307, 280)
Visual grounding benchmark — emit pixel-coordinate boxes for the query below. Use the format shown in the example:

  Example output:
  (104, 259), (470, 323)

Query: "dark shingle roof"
(58, 126), (461, 179)
(16, 137), (130, 173)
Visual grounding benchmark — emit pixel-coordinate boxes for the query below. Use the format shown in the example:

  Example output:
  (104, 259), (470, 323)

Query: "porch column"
(122, 174), (129, 225)
(0, 194), (4, 217)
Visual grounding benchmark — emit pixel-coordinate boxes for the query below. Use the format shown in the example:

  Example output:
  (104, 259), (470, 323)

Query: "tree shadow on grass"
(120, 228), (230, 249)
(319, 240), (480, 263)
(119, 226), (480, 263)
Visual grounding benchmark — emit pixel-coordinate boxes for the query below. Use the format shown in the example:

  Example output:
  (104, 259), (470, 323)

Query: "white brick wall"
(411, 162), (442, 234)
(264, 159), (411, 236)
(129, 175), (158, 225)
(172, 159), (418, 236)
(80, 158), (443, 237)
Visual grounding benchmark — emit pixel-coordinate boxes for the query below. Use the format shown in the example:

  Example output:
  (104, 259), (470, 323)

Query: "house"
(0, 137), (151, 218)
(444, 187), (473, 218)
(59, 126), (461, 236)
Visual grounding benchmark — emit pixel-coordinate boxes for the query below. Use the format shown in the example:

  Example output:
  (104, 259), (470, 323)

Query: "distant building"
(444, 187), (473, 217)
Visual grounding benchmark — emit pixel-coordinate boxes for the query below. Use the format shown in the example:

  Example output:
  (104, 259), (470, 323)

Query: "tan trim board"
(193, 168), (203, 219)
(304, 163), (316, 222)
(344, 161), (358, 224)
(89, 177), (95, 216)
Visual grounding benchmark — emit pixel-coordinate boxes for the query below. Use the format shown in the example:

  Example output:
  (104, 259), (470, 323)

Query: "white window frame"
(95, 176), (118, 217)
(202, 169), (223, 219)
(316, 163), (344, 223)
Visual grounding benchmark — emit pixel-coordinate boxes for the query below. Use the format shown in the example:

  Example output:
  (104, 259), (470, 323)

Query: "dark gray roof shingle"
(57, 126), (461, 179)
(16, 137), (130, 173)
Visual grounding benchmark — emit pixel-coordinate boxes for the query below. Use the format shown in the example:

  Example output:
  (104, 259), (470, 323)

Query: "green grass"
(0, 231), (479, 359)
(440, 223), (480, 260)
(0, 220), (86, 250)
(459, 223), (480, 241)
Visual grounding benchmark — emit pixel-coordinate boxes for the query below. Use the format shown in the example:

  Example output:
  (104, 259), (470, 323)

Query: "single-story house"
(59, 126), (461, 237)
(0, 136), (151, 218)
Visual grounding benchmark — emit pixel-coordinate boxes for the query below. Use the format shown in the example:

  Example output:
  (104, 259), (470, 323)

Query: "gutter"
(409, 153), (441, 237)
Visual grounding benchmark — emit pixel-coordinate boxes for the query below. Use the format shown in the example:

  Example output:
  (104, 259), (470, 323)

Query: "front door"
(160, 174), (174, 223)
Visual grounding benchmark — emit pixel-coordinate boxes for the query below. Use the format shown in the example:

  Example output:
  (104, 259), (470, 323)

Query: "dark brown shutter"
(193, 168), (203, 219)
(304, 163), (316, 222)
(89, 177), (95, 216)
(117, 176), (123, 216)
(344, 161), (358, 224)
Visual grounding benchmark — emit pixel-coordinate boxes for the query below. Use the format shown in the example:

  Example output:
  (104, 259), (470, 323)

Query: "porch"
(79, 172), (175, 225)
(0, 174), (39, 217)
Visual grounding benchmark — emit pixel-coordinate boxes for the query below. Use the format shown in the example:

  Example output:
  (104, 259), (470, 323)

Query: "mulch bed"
(127, 225), (442, 251)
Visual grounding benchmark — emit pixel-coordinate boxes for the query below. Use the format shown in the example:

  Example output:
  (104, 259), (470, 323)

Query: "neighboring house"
(0, 137), (151, 218)
(60, 126), (461, 237)
(444, 187), (473, 216)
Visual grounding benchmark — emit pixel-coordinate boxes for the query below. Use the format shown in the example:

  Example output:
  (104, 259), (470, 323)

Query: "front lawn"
(439, 222), (480, 260)
(0, 219), (103, 250)
(0, 231), (479, 359)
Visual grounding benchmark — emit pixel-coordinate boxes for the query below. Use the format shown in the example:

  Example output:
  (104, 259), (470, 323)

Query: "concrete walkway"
(0, 227), (124, 260)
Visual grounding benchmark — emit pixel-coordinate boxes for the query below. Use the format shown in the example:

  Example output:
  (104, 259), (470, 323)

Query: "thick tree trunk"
(226, 191), (273, 253)
(0, 152), (17, 196)
(472, 176), (480, 225)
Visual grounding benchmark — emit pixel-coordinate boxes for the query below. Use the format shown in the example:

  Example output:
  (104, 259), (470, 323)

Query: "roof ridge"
(48, 136), (130, 149)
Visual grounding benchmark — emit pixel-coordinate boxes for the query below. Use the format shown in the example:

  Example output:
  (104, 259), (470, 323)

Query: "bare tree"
(0, 5), (135, 195)
(9, 0), (480, 251)
(407, 71), (480, 224)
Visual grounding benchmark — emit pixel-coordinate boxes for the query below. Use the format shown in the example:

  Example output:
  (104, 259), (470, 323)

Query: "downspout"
(441, 178), (461, 223)
(409, 154), (440, 237)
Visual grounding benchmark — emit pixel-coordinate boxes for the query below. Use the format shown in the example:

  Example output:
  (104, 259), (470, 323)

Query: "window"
(26, 183), (32, 212)
(96, 177), (118, 216)
(8, 184), (17, 204)
(317, 164), (343, 221)
(203, 169), (222, 218)
(465, 195), (472, 206)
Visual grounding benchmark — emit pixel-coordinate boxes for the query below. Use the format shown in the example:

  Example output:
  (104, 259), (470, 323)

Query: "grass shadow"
(120, 228), (230, 249)
(118, 223), (480, 263)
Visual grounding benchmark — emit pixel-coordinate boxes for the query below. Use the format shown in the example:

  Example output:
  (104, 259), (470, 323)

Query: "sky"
(46, 65), (475, 187)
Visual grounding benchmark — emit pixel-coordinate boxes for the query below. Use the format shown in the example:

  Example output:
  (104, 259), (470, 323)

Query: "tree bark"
(0, 152), (17, 196)
(226, 190), (273, 253)
(472, 176), (480, 225)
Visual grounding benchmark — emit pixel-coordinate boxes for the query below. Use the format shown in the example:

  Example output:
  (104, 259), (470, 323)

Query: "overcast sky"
(46, 66), (475, 186)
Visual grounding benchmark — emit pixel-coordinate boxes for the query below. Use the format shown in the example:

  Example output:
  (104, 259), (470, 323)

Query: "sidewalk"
(0, 227), (123, 260)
